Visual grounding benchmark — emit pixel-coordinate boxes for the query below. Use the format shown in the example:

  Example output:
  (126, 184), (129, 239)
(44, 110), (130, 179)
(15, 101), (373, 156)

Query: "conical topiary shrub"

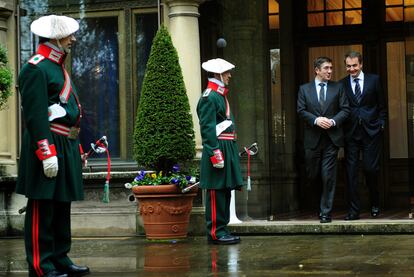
(133, 26), (195, 174)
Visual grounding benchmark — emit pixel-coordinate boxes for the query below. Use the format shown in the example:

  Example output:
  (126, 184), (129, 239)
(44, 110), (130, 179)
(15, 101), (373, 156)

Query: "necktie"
(319, 83), (325, 108)
(354, 78), (362, 103)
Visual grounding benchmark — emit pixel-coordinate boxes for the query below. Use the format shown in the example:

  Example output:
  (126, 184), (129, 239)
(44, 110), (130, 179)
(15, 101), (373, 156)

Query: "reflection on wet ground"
(1, 235), (414, 276)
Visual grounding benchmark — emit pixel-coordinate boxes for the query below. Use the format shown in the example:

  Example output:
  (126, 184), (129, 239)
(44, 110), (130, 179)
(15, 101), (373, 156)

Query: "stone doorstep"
(228, 219), (414, 234)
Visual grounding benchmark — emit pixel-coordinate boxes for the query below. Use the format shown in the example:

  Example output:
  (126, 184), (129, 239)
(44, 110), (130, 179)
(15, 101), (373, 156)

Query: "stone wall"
(0, 172), (206, 237)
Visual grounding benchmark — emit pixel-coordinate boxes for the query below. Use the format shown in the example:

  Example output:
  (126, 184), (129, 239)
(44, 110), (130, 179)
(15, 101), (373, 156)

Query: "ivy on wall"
(0, 44), (12, 110)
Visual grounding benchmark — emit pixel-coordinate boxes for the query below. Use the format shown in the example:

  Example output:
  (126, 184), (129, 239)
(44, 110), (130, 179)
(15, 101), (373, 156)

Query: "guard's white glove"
(42, 156), (58, 178)
(210, 149), (224, 169)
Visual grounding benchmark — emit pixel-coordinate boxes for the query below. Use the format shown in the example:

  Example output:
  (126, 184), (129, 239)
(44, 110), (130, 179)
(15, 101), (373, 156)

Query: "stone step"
(229, 219), (414, 234)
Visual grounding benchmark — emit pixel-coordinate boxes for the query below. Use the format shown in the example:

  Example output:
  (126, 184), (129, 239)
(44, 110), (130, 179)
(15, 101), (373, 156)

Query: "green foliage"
(133, 26), (195, 174)
(0, 45), (12, 110)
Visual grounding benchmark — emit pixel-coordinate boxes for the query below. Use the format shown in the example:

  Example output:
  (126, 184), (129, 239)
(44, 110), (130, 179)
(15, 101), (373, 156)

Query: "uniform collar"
(207, 78), (228, 96)
(37, 42), (66, 64)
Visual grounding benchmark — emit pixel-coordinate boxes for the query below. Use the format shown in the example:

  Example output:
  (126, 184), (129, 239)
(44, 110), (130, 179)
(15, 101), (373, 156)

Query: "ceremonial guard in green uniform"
(16, 15), (90, 277)
(197, 58), (244, 245)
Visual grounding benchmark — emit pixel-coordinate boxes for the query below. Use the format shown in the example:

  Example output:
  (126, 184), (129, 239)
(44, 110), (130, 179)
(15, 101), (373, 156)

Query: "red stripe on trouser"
(210, 190), (217, 240)
(211, 247), (218, 272)
(32, 201), (43, 277)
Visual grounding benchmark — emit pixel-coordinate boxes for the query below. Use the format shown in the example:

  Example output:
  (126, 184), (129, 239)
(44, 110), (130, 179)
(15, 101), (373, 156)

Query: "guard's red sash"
(36, 44), (72, 104)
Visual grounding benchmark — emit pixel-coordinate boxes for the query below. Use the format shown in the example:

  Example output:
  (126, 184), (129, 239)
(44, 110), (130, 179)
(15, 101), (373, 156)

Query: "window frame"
(385, 0), (414, 22)
(306, 0), (362, 27)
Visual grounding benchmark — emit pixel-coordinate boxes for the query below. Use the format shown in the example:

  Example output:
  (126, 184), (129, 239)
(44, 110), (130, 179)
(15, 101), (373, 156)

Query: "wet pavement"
(1, 235), (414, 276)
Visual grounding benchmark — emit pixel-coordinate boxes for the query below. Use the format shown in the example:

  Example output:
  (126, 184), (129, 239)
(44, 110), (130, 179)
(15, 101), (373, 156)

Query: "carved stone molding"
(0, 0), (13, 32)
(0, 1), (13, 20)
(164, 0), (207, 18)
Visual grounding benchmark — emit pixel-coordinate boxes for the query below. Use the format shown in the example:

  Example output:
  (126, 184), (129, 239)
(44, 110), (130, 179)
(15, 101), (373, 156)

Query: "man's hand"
(210, 149), (224, 168)
(316, 117), (333, 129)
(42, 156), (58, 178)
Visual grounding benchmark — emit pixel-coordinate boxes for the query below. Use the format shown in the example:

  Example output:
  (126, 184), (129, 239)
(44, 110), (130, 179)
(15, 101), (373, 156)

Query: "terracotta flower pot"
(132, 184), (198, 239)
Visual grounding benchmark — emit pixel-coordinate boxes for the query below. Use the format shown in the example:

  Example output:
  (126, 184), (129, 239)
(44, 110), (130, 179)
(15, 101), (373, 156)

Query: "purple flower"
(134, 171), (146, 181)
(171, 178), (179, 185)
(172, 164), (180, 173)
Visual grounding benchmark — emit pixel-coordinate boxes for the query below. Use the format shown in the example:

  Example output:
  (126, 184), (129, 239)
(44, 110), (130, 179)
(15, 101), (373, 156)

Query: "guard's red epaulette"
(28, 54), (45, 65)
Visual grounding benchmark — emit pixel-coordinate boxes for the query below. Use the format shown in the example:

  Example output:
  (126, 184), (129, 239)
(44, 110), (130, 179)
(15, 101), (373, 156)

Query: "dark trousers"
(345, 127), (382, 215)
(305, 134), (339, 216)
(25, 199), (73, 277)
(205, 189), (231, 239)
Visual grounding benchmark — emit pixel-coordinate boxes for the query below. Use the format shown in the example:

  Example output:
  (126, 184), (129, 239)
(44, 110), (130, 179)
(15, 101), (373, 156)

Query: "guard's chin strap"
(220, 74), (224, 84)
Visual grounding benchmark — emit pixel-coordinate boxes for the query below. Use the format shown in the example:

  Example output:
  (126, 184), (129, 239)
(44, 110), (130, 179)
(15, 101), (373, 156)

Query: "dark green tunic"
(16, 49), (84, 202)
(196, 86), (243, 190)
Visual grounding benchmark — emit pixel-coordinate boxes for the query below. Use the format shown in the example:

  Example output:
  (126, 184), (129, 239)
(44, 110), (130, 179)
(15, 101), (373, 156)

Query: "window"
(307, 0), (362, 27)
(69, 10), (157, 161)
(386, 0), (414, 22)
(71, 14), (122, 158)
(268, 0), (280, 30)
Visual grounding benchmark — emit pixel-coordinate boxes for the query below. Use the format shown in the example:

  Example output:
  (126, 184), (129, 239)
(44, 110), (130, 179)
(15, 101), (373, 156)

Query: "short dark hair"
(39, 37), (50, 43)
(314, 56), (332, 70)
(207, 72), (215, 78)
(344, 51), (362, 64)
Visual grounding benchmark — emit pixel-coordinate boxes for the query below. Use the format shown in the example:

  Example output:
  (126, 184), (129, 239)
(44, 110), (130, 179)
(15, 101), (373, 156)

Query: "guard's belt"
(217, 132), (236, 140)
(50, 122), (80, 140)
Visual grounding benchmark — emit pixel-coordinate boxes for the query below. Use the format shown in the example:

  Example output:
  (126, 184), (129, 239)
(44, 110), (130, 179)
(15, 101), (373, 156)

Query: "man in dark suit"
(297, 56), (350, 223)
(340, 51), (387, 220)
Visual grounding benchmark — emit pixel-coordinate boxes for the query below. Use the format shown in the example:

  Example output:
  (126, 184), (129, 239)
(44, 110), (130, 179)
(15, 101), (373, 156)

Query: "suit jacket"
(339, 73), (386, 139)
(297, 80), (350, 149)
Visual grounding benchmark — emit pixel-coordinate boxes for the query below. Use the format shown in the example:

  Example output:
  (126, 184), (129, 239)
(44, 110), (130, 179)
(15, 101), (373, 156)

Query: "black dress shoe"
(61, 264), (90, 277)
(320, 215), (332, 223)
(344, 213), (360, 221)
(232, 235), (241, 241)
(45, 271), (68, 277)
(208, 234), (240, 245)
(371, 207), (380, 217)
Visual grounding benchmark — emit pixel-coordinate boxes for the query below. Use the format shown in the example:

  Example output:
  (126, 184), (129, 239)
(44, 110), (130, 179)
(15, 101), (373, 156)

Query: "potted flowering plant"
(125, 165), (197, 189)
(127, 26), (197, 239)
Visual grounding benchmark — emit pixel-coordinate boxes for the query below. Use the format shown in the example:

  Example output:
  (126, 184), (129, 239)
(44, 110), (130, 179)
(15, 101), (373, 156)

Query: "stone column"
(0, 0), (17, 176)
(164, 0), (205, 158)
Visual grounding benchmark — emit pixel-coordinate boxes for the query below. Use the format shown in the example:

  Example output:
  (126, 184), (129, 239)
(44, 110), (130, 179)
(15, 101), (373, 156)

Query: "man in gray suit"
(297, 56), (350, 223)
